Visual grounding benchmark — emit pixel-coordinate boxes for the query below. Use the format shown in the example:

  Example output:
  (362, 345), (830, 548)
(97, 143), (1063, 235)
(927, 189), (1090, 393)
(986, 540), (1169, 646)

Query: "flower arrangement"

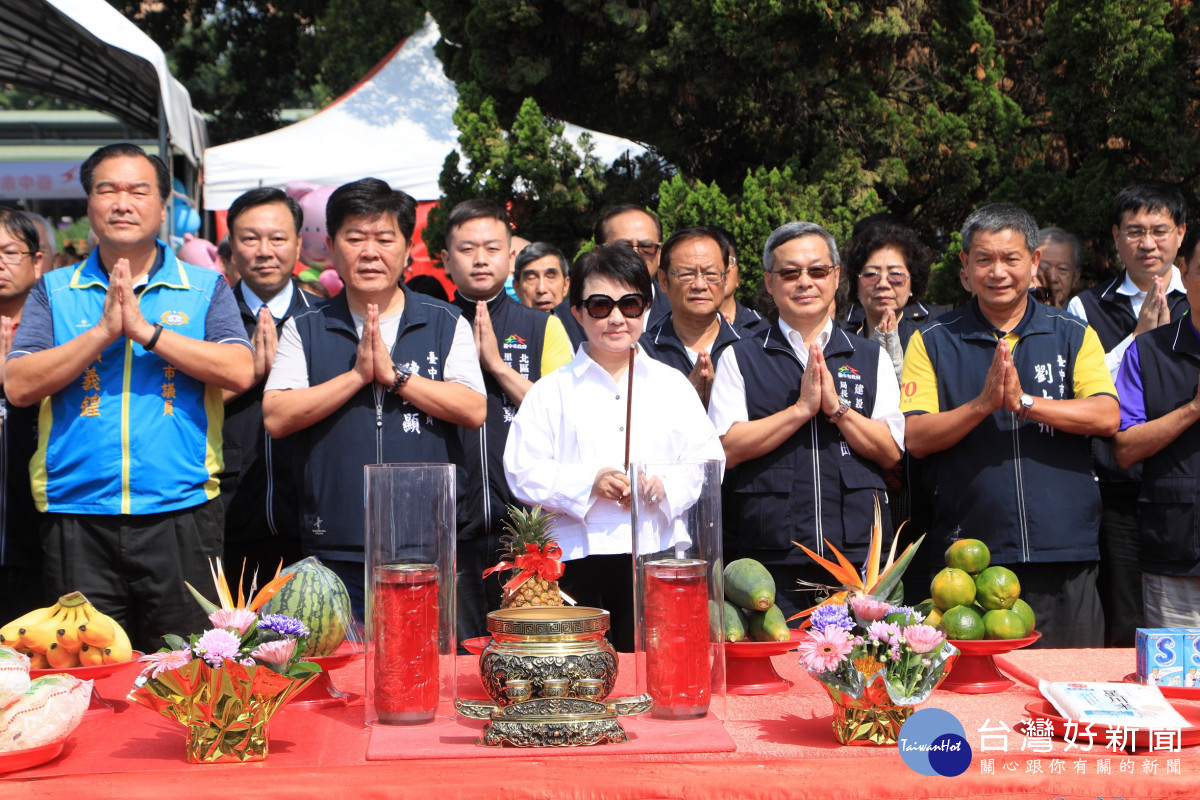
(793, 502), (957, 745)
(127, 560), (322, 763)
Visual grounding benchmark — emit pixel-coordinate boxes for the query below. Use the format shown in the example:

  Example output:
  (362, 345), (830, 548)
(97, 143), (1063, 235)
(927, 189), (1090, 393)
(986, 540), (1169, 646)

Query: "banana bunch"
(0, 591), (133, 669)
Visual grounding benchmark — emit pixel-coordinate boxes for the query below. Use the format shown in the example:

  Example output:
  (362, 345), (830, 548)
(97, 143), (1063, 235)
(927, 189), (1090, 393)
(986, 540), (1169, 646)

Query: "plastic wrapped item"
(0, 646), (30, 707)
(0, 674), (92, 752)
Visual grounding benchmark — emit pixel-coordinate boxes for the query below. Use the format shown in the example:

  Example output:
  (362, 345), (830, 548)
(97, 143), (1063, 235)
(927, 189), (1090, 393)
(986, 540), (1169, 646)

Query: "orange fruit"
(983, 609), (1028, 640)
(1012, 599), (1036, 633)
(931, 567), (977, 612)
(924, 607), (944, 629)
(941, 605), (985, 640)
(945, 539), (991, 574)
(975, 566), (1021, 611)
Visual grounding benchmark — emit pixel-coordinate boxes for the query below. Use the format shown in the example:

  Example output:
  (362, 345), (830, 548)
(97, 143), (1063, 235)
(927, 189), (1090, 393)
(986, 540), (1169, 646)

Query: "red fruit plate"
(939, 632), (1040, 694)
(0, 740), (67, 775)
(30, 652), (145, 717)
(724, 629), (802, 695)
(290, 642), (365, 708)
(1022, 699), (1200, 749)
(1122, 674), (1200, 700)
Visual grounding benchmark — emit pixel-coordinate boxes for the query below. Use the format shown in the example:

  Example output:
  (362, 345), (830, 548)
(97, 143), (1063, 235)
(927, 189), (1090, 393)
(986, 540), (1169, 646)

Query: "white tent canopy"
(203, 16), (645, 209)
(0, 0), (206, 166)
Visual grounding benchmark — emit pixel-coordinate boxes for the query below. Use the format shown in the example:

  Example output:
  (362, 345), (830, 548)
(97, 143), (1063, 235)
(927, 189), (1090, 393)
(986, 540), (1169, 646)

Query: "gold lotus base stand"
(456, 694), (652, 747)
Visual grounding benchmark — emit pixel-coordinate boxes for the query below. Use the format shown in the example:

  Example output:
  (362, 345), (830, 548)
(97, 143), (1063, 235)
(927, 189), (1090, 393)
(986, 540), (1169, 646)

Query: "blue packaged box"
(1135, 628), (1200, 686)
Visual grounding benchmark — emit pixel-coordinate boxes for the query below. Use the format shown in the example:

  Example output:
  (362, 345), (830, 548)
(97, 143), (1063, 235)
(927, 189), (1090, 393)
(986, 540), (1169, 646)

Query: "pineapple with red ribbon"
(484, 506), (573, 608)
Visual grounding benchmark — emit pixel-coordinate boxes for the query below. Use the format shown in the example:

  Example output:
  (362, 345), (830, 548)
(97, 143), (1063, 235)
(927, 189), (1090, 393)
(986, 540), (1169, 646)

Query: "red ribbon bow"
(482, 543), (565, 594)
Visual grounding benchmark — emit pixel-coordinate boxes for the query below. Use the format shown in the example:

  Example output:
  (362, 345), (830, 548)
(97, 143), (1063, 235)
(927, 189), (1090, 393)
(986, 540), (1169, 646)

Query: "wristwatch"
(829, 397), (852, 422)
(1017, 393), (1034, 423)
(389, 363), (416, 395)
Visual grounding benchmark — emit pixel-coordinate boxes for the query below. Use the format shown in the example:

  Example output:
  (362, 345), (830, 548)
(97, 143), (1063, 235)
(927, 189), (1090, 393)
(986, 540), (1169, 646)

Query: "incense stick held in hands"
(623, 344), (635, 472)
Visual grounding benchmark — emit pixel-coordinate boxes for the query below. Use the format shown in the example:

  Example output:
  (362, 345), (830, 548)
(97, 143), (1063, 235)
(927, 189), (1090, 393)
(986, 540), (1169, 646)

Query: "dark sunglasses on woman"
(580, 293), (648, 319)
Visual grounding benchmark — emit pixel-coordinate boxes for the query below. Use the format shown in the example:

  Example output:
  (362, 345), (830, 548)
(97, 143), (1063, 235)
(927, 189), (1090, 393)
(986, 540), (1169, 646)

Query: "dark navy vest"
(1076, 272), (1189, 483)
(451, 293), (550, 539)
(917, 300), (1101, 565)
(639, 313), (741, 380)
(728, 324), (889, 566)
(292, 288), (465, 561)
(1132, 317), (1200, 577)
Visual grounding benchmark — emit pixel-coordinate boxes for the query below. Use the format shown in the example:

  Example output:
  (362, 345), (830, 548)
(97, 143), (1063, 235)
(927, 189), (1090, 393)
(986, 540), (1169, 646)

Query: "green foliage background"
(110, 0), (1200, 303)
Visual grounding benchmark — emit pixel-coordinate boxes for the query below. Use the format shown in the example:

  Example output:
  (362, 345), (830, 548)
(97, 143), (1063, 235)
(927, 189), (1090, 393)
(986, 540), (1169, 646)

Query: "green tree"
(423, 84), (664, 262)
(113, 0), (425, 144)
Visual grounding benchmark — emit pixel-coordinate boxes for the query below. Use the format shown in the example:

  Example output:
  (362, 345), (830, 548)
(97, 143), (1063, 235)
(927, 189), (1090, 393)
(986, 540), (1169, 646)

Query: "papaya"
(747, 604), (791, 642)
(723, 558), (775, 611)
(723, 600), (749, 643)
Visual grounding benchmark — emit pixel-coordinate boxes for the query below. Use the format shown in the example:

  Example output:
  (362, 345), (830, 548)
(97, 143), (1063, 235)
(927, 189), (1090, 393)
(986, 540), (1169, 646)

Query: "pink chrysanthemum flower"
(850, 596), (892, 623)
(251, 639), (296, 667)
(139, 648), (193, 678)
(798, 627), (853, 673)
(209, 608), (258, 635)
(194, 628), (243, 667)
(903, 624), (945, 654)
(867, 620), (901, 645)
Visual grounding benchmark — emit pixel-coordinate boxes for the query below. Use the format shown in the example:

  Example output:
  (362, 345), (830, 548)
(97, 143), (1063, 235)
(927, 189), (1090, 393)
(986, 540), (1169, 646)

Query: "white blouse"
(503, 345), (726, 561)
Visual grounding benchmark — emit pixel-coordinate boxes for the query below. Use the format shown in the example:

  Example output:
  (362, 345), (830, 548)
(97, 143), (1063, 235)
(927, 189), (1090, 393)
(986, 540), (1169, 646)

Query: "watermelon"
(260, 557), (353, 657)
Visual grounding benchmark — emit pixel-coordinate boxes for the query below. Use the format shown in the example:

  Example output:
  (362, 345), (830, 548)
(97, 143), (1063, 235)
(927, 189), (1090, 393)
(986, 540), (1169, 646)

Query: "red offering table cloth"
(6, 647), (1200, 799)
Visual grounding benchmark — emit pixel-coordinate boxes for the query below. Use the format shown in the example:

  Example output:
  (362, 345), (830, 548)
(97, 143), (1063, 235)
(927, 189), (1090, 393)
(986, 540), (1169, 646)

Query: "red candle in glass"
(644, 558), (711, 719)
(372, 563), (439, 724)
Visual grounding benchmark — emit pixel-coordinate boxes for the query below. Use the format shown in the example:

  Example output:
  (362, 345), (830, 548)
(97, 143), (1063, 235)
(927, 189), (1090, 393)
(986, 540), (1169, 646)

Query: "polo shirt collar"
(962, 296), (1049, 341)
(71, 240), (179, 290)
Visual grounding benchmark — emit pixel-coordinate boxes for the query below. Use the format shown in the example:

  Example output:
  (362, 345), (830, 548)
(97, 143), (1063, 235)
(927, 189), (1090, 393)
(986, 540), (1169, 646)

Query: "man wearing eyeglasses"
(1065, 183), (1189, 647)
(640, 227), (742, 407)
(553, 205), (671, 348)
(708, 222), (904, 619)
(902, 204), (1119, 648)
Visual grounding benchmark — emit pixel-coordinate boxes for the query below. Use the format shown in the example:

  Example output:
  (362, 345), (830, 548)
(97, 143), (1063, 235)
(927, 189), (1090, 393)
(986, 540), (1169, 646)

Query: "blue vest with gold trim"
(32, 245), (225, 515)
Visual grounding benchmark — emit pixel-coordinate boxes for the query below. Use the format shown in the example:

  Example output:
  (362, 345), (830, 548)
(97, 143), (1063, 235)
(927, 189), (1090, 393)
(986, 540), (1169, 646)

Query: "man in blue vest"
(902, 204), (1119, 647)
(262, 179), (486, 618)
(220, 188), (321, 589)
(640, 226), (742, 408)
(6, 143), (255, 651)
(1112, 223), (1200, 628)
(708, 222), (903, 618)
(1065, 183), (1189, 647)
(440, 199), (572, 640)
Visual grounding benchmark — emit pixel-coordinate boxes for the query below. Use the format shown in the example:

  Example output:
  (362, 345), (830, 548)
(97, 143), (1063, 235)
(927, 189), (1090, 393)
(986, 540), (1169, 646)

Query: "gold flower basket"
(129, 658), (318, 763)
(820, 677), (914, 746)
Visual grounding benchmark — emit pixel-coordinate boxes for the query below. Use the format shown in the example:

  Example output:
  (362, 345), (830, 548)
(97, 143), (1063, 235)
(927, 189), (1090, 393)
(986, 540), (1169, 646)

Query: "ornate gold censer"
(455, 606), (652, 747)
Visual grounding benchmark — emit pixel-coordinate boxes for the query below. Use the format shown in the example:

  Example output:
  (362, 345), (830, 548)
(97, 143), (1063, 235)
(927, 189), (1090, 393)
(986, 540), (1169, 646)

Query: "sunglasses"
(580, 293), (648, 319)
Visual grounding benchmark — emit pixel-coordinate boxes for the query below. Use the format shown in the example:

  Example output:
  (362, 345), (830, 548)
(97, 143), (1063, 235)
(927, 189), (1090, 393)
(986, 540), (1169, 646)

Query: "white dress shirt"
(239, 279), (296, 321)
(503, 345), (726, 561)
(708, 317), (904, 450)
(1066, 265), (1187, 378)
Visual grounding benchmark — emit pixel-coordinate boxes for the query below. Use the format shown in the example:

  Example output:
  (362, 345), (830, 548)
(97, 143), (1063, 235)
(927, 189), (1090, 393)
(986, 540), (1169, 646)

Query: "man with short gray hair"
(901, 203), (1119, 647)
(708, 221), (903, 618)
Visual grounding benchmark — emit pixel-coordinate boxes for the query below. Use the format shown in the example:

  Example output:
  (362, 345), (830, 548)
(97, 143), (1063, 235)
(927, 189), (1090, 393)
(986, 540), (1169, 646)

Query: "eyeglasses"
(0, 249), (34, 266)
(859, 268), (910, 286)
(580, 293), (647, 319)
(771, 265), (834, 282)
(1120, 225), (1177, 243)
(612, 239), (661, 258)
(668, 269), (726, 285)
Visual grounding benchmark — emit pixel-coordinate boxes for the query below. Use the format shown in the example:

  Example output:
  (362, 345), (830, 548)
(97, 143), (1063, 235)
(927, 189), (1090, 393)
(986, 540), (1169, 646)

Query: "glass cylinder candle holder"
(630, 459), (725, 720)
(364, 464), (456, 726)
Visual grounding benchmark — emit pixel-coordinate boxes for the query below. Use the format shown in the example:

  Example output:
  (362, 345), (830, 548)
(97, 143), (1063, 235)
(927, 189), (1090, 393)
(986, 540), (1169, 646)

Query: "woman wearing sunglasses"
(503, 244), (724, 650)
(840, 221), (949, 382)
